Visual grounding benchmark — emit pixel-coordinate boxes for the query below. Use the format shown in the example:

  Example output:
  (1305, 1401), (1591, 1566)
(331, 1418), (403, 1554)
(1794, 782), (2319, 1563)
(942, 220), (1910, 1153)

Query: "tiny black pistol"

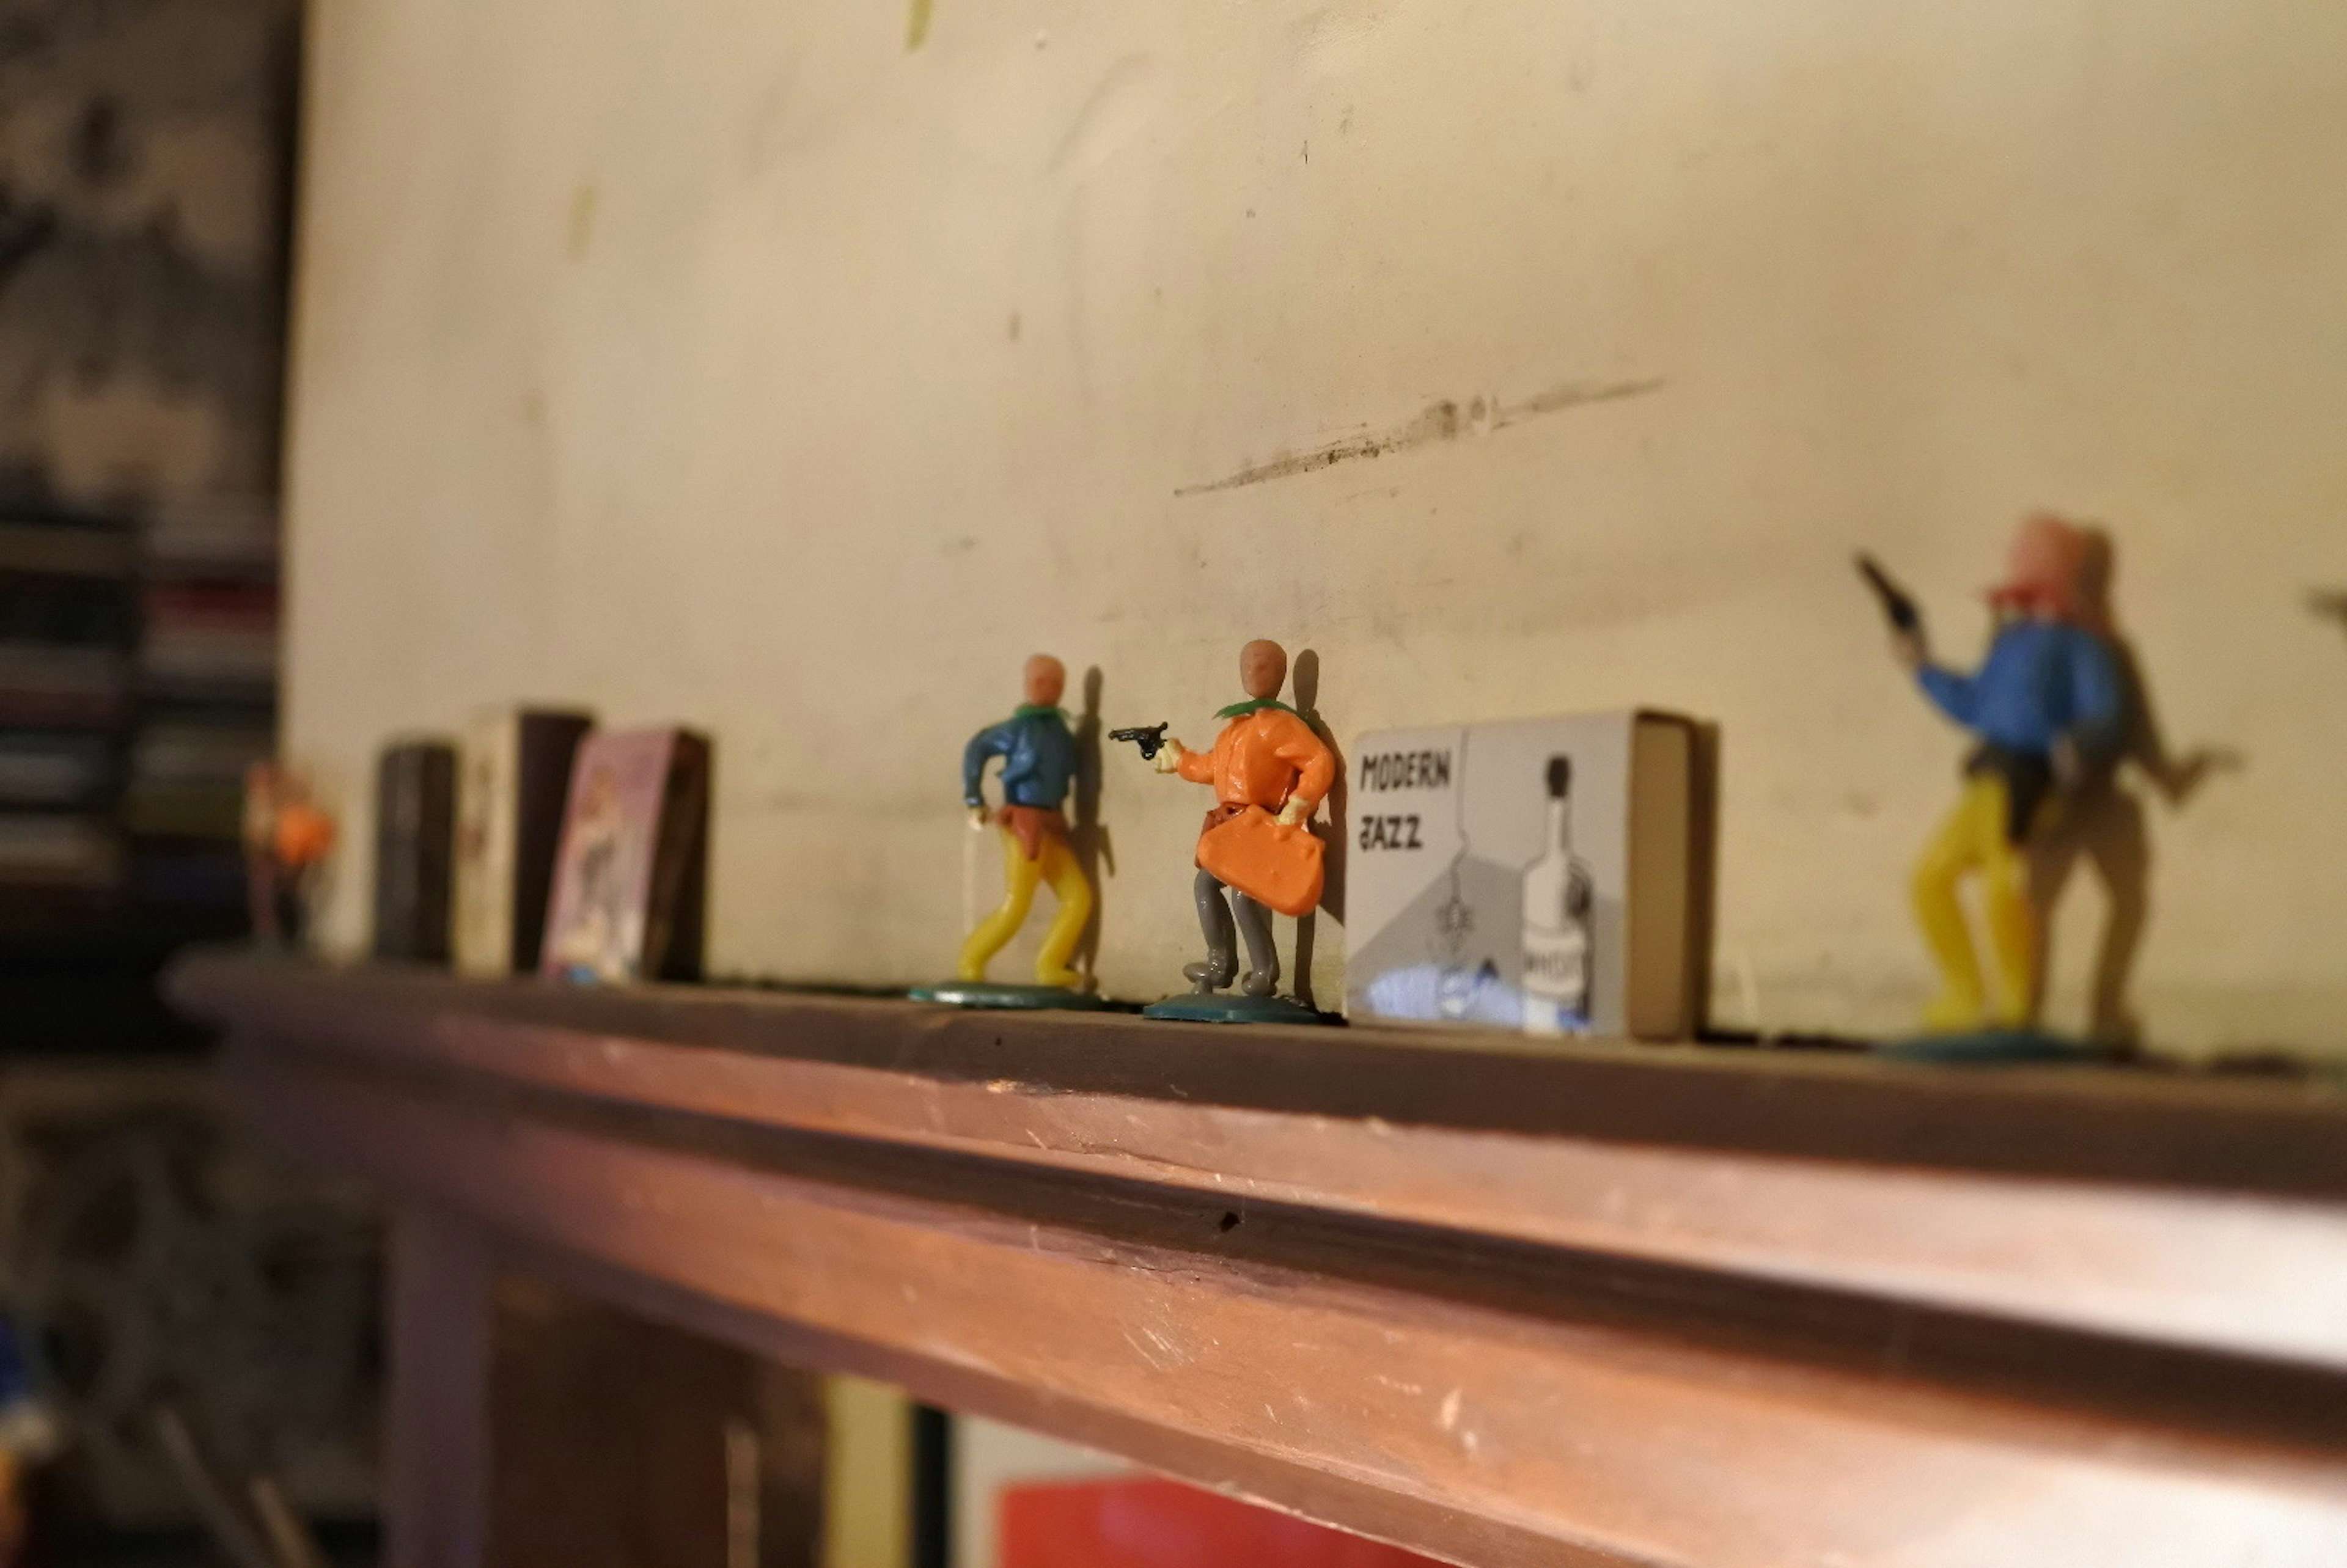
(1109, 722), (1171, 761)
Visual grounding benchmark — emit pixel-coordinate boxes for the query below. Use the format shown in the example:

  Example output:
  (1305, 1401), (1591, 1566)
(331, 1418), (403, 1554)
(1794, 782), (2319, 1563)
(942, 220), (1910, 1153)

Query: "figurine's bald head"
(1023, 654), (1066, 708)
(1240, 640), (1288, 701)
(1995, 512), (2097, 626)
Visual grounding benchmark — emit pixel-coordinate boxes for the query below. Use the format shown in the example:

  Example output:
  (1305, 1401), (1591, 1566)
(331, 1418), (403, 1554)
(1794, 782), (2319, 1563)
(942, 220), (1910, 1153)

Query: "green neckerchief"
(1012, 704), (1070, 723)
(1214, 697), (1301, 720)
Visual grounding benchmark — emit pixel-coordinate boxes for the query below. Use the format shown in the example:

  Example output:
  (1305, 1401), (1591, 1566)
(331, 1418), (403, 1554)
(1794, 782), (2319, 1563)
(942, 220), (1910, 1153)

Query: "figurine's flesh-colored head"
(1023, 654), (1067, 708)
(1992, 512), (2095, 625)
(1240, 640), (1287, 701)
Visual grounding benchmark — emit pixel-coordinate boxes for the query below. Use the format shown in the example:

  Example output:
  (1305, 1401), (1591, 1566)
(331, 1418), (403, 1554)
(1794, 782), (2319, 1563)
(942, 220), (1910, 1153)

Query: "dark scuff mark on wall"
(1174, 376), (1666, 497)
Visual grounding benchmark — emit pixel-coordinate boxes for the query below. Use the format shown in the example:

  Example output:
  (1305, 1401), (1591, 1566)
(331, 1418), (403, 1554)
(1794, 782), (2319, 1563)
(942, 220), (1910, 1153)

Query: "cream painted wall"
(281, 0), (2347, 1055)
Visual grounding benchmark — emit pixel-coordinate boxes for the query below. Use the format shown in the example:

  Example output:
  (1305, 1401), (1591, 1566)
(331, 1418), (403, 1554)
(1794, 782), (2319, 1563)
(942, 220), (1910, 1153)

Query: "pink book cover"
(540, 727), (696, 983)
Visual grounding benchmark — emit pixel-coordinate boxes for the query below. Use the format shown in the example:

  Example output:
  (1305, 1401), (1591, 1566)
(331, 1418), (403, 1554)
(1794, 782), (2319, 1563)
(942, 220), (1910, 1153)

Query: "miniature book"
(540, 727), (708, 984)
(372, 739), (456, 963)
(1345, 710), (1712, 1041)
(454, 707), (593, 976)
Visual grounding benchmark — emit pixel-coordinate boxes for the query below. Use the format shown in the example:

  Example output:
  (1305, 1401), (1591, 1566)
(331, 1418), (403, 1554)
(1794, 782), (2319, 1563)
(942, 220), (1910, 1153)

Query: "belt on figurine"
(1963, 744), (2055, 843)
(993, 804), (1069, 862)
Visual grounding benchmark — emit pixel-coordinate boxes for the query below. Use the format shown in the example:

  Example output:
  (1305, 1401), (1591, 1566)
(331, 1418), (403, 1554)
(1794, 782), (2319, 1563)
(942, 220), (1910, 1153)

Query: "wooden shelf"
(171, 951), (2347, 1568)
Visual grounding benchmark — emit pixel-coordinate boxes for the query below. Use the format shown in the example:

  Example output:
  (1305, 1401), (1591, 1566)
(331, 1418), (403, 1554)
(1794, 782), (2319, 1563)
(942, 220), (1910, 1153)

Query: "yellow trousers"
(957, 828), (1093, 988)
(1912, 773), (2038, 1031)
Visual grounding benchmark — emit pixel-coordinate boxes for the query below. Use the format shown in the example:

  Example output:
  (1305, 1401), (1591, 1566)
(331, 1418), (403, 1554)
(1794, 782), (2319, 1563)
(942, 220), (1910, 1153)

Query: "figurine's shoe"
(1239, 968), (1279, 998)
(1183, 959), (1235, 993)
(1035, 966), (1089, 991)
(1922, 991), (1988, 1033)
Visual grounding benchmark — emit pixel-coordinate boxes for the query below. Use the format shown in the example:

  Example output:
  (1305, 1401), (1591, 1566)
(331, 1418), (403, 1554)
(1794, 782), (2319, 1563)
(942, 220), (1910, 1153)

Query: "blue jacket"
(1919, 620), (2122, 760)
(963, 706), (1076, 810)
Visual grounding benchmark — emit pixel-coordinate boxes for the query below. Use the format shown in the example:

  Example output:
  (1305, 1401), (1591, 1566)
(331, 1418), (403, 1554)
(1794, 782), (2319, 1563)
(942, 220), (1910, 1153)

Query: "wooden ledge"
(171, 951), (2347, 1568)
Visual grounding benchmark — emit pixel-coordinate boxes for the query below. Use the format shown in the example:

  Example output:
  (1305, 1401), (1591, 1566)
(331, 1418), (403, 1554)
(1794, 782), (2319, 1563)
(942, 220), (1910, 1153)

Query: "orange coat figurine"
(243, 761), (336, 945)
(1134, 640), (1334, 1020)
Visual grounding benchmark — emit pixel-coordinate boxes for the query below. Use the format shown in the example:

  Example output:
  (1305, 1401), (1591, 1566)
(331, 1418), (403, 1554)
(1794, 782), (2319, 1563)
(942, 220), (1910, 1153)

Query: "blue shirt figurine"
(952, 655), (1093, 992)
(1897, 514), (2120, 1033)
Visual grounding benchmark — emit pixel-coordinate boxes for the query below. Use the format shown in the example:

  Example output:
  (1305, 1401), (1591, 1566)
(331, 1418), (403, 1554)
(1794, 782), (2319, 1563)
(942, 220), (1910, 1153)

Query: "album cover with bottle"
(1344, 709), (1713, 1041)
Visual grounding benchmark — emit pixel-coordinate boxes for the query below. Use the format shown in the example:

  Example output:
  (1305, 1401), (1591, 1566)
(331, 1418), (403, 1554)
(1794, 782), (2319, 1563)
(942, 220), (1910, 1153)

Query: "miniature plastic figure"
(913, 654), (1103, 1009)
(1122, 639), (1334, 1023)
(1868, 515), (2123, 1038)
(241, 761), (336, 946)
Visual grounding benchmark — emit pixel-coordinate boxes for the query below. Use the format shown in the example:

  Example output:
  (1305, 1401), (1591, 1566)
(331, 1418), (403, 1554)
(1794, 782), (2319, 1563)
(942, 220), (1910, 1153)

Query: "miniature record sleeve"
(1344, 710), (1711, 1041)
(540, 727), (708, 984)
(454, 707), (593, 976)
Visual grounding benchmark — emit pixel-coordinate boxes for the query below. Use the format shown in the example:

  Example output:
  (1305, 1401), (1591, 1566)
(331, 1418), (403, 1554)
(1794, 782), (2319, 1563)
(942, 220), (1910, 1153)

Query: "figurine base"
(1876, 1028), (2103, 1065)
(1141, 992), (1333, 1026)
(909, 981), (1111, 1011)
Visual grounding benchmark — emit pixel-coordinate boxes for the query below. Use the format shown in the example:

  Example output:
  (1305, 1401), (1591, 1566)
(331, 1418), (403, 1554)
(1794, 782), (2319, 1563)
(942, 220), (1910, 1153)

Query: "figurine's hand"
(1889, 628), (1928, 673)
(1151, 742), (1185, 775)
(1275, 797), (1312, 828)
(968, 805), (990, 829)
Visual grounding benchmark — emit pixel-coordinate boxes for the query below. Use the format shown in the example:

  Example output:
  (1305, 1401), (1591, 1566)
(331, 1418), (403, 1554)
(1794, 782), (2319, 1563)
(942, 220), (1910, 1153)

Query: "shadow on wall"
(2029, 530), (2243, 1047)
(1289, 648), (1346, 1012)
(1070, 665), (1112, 980)
(2310, 588), (2347, 643)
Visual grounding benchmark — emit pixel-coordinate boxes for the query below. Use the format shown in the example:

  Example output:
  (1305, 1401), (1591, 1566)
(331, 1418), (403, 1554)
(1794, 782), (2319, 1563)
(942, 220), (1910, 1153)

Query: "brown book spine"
(510, 711), (593, 971)
(375, 741), (457, 963)
(641, 731), (710, 982)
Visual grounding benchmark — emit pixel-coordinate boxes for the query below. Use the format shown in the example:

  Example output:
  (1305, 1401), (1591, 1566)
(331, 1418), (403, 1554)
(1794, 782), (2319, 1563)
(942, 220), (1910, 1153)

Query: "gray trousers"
(1186, 868), (1278, 995)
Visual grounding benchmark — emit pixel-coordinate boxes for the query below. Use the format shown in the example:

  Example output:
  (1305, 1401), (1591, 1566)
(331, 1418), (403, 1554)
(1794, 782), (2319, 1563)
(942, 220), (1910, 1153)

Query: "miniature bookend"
(1122, 639), (1335, 1025)
(912, 654), (1108, 1011)
(1868, 514), (2119, 1062)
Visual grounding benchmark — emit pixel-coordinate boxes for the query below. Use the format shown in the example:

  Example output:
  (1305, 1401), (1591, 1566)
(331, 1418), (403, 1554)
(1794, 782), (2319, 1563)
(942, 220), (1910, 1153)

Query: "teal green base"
(1141, 992), (1332, 1026)
(908, 980), (1111, 1011)
(1877, 1028), (2103, 1064)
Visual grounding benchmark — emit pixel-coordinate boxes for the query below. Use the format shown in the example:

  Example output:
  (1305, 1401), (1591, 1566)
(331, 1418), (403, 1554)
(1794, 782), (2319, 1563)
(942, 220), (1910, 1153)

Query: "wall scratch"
(1174, 376), (1666, 497)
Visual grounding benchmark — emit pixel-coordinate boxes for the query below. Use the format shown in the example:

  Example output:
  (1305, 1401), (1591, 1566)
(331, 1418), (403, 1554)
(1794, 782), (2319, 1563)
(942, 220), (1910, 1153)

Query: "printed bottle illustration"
(1520, 755), (1594, 1033)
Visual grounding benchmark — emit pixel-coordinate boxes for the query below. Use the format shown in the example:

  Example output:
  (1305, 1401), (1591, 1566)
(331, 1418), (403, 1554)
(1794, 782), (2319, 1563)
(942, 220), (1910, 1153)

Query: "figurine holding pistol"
(1122, 639), (1334, 1023)
(1863, 515), (2123, 1036)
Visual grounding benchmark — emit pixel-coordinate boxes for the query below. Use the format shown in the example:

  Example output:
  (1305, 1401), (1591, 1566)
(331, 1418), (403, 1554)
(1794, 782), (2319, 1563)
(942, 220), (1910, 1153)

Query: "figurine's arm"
(1169, 742), (1214, 783)
(1914, 662), (1982, 730)
(1269, 715), (1336, 826)
(961, 724), (1011, 810)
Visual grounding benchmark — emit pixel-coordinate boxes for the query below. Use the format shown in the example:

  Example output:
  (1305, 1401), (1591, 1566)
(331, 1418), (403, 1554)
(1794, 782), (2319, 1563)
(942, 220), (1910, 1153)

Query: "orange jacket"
(1175, 704), (1335, 815)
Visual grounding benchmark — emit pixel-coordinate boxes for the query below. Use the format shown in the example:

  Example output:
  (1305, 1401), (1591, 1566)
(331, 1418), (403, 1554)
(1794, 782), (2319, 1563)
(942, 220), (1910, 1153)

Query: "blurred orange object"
(1002, 1476), (1442, 1568)
(1196, 804), (1324, 917)
(274, 801), (336, 868)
